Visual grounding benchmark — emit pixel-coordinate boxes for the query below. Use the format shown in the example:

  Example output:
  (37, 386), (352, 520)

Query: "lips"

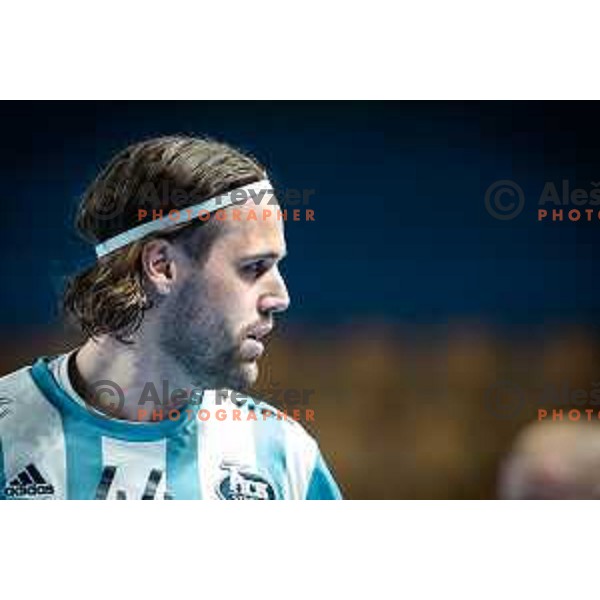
(242, 338), (265, 360)
(245, 323), (273, 342)
(242, 323), (272, 360)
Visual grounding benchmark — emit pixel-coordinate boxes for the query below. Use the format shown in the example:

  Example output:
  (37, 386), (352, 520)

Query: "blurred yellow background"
(3, 322), (598, 499)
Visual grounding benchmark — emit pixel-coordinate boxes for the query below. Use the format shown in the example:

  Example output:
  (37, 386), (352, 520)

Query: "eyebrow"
(241, 251), (287, 262)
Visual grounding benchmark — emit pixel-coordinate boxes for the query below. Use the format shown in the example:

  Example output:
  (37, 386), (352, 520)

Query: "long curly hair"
(63, 135), (266, 343)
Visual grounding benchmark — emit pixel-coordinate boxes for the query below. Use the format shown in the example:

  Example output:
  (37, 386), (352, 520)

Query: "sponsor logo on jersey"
(4, 463), (54, 498)
(95, 465), (174, 499)
(216, 462), (276, 500)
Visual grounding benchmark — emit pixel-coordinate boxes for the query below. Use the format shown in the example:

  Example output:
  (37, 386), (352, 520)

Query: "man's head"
(64, 136), (290, 390)
(498, 420), (600, 499)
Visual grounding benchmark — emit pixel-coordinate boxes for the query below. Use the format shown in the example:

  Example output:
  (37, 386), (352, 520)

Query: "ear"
(141, 239), (180, 296)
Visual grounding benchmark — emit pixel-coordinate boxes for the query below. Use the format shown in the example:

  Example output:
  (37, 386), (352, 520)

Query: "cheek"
(223, 289), (258, 328)
(202, 269), (257, 327)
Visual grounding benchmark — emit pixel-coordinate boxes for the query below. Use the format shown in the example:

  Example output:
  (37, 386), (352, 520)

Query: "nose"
(258, 268), (290, 316)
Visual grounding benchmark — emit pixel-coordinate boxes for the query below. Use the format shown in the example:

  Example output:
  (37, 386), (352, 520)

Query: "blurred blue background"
(0, 101), (598, 332)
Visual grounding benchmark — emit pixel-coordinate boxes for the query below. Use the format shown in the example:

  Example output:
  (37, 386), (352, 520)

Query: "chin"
(232, 361), (258, 392)
(243, 361), (259, 385)
(215, 361), (258, 394)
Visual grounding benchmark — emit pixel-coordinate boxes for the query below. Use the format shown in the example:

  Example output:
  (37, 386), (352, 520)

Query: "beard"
(156, 276), (257, 392)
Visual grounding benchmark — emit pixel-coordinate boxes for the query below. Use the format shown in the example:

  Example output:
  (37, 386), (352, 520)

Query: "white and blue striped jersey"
(0, 352), (342, 500)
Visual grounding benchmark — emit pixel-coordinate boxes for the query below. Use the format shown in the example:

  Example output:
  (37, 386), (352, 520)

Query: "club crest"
(216, 462), (276, 500)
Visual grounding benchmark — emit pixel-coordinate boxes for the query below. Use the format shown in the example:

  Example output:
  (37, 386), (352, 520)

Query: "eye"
(240, 260), (271, 279)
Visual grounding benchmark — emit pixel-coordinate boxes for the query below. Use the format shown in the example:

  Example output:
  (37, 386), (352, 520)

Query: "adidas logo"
(4, 463), (54, 498)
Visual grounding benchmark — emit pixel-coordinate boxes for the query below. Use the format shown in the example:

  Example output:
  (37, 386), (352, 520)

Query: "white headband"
(95, 179), (274, 258)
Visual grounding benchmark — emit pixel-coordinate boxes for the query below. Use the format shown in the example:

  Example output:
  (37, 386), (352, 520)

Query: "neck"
(71, 334), (204, 422)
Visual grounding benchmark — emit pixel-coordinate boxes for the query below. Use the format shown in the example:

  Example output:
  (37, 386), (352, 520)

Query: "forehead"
(213, 197), (287, 258)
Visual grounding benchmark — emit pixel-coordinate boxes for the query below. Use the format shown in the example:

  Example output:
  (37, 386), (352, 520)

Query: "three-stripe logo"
(4, 463), (55, 497)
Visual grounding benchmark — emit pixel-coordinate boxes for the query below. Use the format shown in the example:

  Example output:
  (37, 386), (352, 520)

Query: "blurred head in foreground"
(498, 420), (600, 499)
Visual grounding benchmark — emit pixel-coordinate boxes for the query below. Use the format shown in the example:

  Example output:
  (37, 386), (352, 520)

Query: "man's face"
(158, 199), (290, 391)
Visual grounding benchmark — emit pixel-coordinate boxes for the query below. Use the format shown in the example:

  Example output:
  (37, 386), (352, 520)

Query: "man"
(0, 135), (342, 500)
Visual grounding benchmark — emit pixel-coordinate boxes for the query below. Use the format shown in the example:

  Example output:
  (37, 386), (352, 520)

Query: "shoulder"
(0, 363), (38, 426)
(232, 391), (326, 499)
(0, 363), (36, 397)
(0, 358), (62, 437)
(213, 388), (321, 465)
(231, 390), (319, 452)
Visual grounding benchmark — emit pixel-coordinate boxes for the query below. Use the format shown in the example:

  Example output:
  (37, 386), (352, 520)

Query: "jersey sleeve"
(305, 446), (343, 500)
